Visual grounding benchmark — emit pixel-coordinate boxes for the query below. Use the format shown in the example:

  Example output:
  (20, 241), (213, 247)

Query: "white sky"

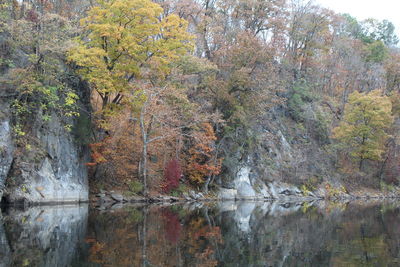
(315, 0), (400, 38)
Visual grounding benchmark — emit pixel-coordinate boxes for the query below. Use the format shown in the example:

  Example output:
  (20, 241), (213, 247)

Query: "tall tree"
(67, 0), (193, 111)
(332, 89), (393, 170)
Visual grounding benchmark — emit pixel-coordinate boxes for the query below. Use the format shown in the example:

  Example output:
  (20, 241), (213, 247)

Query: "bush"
(311, 111), (330, 145)
(170, 184), (188, 197)
(287, 82), (313, 122)
(163, 159), (182, 193)
(128, 180), (143, 194)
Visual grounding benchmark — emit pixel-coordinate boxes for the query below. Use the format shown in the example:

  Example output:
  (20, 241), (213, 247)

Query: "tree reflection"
(74, 202), (400, 266)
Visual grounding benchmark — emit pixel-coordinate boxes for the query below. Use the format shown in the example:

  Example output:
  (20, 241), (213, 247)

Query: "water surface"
(1, 200), (400, 266)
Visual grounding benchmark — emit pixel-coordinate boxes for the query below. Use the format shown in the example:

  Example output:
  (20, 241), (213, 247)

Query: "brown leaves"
(187, 123), (222, 185)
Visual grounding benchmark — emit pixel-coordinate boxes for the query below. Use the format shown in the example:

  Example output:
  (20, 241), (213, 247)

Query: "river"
(1, 200), (400, 266)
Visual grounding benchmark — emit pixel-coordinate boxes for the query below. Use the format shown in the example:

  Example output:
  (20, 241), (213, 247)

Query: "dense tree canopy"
(332, 90), (394, 170)
(67, 0), (193, 109)
(2, 0), (400, 194)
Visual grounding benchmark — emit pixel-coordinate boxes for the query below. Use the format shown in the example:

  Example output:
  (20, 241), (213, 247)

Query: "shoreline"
(3, 191), (400, 207)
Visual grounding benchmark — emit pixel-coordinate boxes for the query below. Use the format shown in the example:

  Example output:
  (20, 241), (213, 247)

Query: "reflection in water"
(0, 213), (11, 267)
(2, 201), (400, 266)
(1, 205), (88, 267)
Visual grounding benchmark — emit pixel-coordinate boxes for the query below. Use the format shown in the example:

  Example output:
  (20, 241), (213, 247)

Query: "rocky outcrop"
(235, 166), (256, 199)
(218, 165), (306, 201)
(0, 104), (14, 200)
(2, 111), (89, 203)
(217, 102), (339, 197)
(0, 20), (90, 204)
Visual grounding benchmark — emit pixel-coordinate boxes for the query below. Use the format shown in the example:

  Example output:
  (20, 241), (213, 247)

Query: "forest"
(0, 0), (399, 199)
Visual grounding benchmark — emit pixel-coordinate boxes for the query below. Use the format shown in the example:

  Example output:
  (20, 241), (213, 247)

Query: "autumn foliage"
(187, 123), (222, 185)
(332, 90), (393, 169)
(9, 0), (400, 194)
(162, 159), (182, 193)
(85, 140), (109, 167)
(162, 208), (182, 244)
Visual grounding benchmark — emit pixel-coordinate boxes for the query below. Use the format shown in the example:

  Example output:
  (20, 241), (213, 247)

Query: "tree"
(187, 122), (222, 192)
(67, 0), (193, 111)
(67, 0), (194, 195)
(136, 83), (201, 196)
(332, 89), (393, 170)
(286, 2), (333, 78)
(360, 19), (399, 46)
(2, 4), (80, 138)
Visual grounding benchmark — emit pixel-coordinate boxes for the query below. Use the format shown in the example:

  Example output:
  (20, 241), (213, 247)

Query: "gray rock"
(197, 192), (205, 199)
(110, 203), (124, 210)
(110, 193), (124, 202)
(236, 181), (256, 199)
(0, 104), (14, 200)
(99, 195), (114, 203)
(125, 196), (146, 202)
(252, 179), (271, 199)
(189, 190), (198, 199)
(219, 188), (237, 200)
(3, 112), (89, 204)
(268, 182), (302, 200)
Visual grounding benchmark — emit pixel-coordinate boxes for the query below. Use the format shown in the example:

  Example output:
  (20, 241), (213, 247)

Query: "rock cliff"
(2, 113), (89, 203)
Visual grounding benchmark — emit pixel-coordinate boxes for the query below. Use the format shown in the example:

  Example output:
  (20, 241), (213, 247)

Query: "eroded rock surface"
(3, 113), (89, 203)
(0, 104), (14, 200)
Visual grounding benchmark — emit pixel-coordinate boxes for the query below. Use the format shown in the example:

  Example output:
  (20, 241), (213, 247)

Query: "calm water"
(1, 201), (400, 267)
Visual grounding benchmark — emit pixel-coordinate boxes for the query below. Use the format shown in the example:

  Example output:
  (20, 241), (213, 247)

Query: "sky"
(315, 0), (400, 38)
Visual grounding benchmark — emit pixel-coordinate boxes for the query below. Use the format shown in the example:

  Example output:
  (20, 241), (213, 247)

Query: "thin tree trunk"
(359, 158), (364, 171)
(140, 99), (149, 196)
(141, 207), (148, 267)
(142, 143), (148, 196)
(203, 174), (212, 194)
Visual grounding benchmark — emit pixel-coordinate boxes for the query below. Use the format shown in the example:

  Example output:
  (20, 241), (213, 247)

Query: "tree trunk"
(141, 207), (148, 267)
(203, 174), (212, 194)
(359, 158), (364, 171)
(139, 101), (148, 196)
(142, 142), (148, 196)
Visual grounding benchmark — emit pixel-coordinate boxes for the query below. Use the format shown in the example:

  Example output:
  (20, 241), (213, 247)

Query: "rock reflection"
(79, 201), (400, 267)
(1, 204), (88, 267)
(0, 213), (11, 267)
(3, 201), (400, 266)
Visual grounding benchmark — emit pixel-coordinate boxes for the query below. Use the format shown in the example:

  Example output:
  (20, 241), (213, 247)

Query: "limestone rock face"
(234, 166), (255, 199)
(268, 182), (303, 199)
(1, 109), (89, 204)
(0, 27), (89, 204)
(0, 104), (14, 200)
(218, 165), (305, 201)
(236, 181), (256, 199)
(219, 188), (237, 200)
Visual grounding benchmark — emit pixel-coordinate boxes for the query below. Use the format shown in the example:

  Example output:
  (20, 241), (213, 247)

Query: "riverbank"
(90, 186), (400, 207)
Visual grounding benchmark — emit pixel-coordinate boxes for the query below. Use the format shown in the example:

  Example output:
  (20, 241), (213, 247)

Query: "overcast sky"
(315, 0), (400, 37)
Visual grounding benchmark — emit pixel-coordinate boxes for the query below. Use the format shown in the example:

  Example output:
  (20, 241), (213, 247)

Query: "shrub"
(287, 82), (313, 122)
(128, 180), (144, 194)
(163, 159), (182, 193)
(312, 111), (330, 145)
